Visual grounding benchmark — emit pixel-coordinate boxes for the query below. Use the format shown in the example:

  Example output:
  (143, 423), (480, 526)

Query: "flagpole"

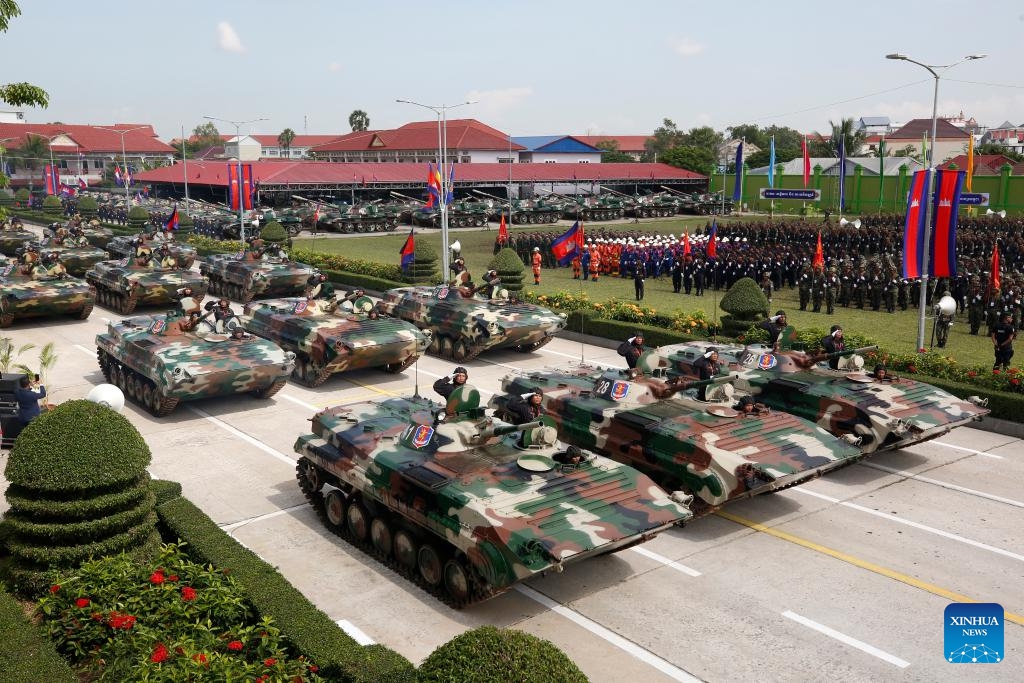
(181, 125), (191, 216)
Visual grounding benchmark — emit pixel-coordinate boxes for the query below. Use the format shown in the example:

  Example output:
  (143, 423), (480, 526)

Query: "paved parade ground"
(2, 304), (1022, 682)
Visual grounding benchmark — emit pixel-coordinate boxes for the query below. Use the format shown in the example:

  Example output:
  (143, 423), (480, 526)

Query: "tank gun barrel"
(599, 185), (630, 198)
(808, 345), (878, 364)
(659, 185), (688, 197)
(389, 191), (418, 201)
(340, 288), (365, 302)
(677, 372), (738, 390)
(475, 419), (543, 440)
(472, 189), (505, 201)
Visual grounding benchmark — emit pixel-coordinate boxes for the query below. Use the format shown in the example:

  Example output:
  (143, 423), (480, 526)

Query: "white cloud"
(328, 62), (342, 72)
(217, 21), (245, 53)
(672, 38), (704, 58)
(465, 87), (533, 118)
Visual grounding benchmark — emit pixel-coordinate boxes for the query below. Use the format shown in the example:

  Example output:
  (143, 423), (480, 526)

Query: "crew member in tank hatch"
(505, 388), (544, 425)
(433, 366), (468, 401)
(758, 310), (788, 349)
(821, 325), (846, 369)
(617, 333), (645, 371)
(692, 347), (720, 401)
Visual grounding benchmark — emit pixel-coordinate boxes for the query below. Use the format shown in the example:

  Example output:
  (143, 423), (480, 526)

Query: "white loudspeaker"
(706, 382), (734, 403)
(86, 384), (125, 413)
(450, 240), (462, 255)
(839, 218), (849, 227)
(937, 295), (957, 316)
(852, 219), (862, 229)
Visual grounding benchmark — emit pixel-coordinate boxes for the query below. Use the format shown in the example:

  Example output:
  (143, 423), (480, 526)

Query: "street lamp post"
(886, 52), (986, 352)
(96, 125), (151, 218)
(204, 116), (269, 244)
(395, 99), (476, 277)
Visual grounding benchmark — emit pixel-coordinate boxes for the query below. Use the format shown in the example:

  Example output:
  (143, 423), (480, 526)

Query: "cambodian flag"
(902, 170), (930, 279)
(706, 220), (718, 260)
(425, 162), (441, 208)
(114, 165), (123, 186)
(930, 169), (964, 278)
(551, 220), (584, 266)
(399, 228), (415, 271)
(165, 207), (179, 231)
(78, 176), (88, 190)
(445, 164), (455, 205)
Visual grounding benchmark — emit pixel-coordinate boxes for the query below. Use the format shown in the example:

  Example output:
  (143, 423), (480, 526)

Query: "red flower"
(193, 653), (208, 665)
(151, 643), (168, 663)
(1012, 378), (1020, 386)
(264, 658), (277, 667)
(75, 598), (90, 608)
(50, 585), (60, 594)
(993, 369), (1001, 375)
(108, 612), (137, 630)
(181, 586), (197, 602)
(967, 371), (977, 378)
(168, 575), (179, 582)
(150, 571), (165, 585)
(309, 665), (319, 672)
(91, 612), (103, 621)
(227, 640), (243, 652)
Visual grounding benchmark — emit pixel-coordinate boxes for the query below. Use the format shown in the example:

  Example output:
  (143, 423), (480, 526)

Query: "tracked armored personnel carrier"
(85, 260), (209, 314)
(294, 385), (692, 607)
(378, 284), (566, 361)
(95, 312), (295, 416)
(660, 341), (989, 453)
(491, 362), (862, 515)
(199, 251), (318, 303)
(0, 266), (95, 327)
(242, 293), (430, 386)
(0, 227), (36, 256)
(105, 234), (197, 269)
(29, 243), (109, 277)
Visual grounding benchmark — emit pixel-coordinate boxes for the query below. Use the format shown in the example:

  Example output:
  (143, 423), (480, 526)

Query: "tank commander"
(691, 347), (720, 401)
(758, 310), (788, 349)
(433, 366), (468, 401)
(505, 388), (544, 425)
(617, 332), (645, 371)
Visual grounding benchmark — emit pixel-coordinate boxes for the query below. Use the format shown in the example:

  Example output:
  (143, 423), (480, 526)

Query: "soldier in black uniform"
(992, 311), (1017, 370)
(433, 366), (468, 400)
(505, 388), (544, 425)
(810, 267), (825, 313)
(798, 266), (811, 311)
(967, 278), (985, 335)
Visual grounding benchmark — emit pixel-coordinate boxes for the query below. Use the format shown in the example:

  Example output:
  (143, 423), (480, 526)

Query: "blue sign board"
(759, 188), (821, 201)
(959, 193), (989, 206)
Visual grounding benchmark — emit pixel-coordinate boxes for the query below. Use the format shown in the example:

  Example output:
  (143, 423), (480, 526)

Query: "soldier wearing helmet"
(433, 366), (468, 401)
(505, 387), (544, 425)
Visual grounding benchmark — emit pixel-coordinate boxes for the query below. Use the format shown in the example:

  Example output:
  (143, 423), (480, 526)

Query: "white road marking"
(860, 462), (1024, 509)
(793, 488), (1024, 563)
(541, 347), (595, 361)
(220, 504), (308, 532)
(515, 585), (701, 682)
(782, 611), (910, 668)
(74, 344), (93, 356)
(931, 441), (1003, 459)
(278, 392), (320, 412)
(335, 619), (376, 646)
(187, 406), (296, 466)
(629, 546), (702, 577)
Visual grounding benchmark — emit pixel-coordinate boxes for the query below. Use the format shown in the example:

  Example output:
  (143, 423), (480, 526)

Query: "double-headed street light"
(885, 52), (986, 352)
(96, 125), (151, 216)
(204, 115), (269, 244)
(395, 99), (476, 276)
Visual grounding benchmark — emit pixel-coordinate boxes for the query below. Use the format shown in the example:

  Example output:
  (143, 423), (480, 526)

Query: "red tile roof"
(0, 122), (174, 154)
(888, 118), (969, 140)
(575, 135), (652, 153)
(940, 154), (1017, 174)
(246, 134), (343, 147)
(311, 119), (524, 152)
(136, 161), (704, 187)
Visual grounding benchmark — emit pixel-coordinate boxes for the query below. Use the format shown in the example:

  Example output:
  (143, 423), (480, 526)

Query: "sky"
(4, 1), (1024, 143)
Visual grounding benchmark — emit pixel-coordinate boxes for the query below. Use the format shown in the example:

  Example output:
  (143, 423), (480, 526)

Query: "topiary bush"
(488, 248), (525, 297)
(406, 243), (438, 284)
(127, 205), (150, 231)
(0, 189), (14, 207)
(76, 195), (98, 219)
(15, 188), (30, 206)
(417, 626), (588, 683)
(259, 220), (286, 243)
(42, 195), (62, 215)
(719, 277), (769, 337)
(3, 400), (159, 595)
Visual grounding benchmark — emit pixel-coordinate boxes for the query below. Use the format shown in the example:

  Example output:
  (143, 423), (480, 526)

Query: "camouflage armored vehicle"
(106, 233), (197, 269)
(0, 228), (36, 256)
(95, 312), (296, 416)
(85, 260), (209, 314)
(491, 362), (862, 515)
(294, 385), (692, 607)
(333, 201), (400, 233)
(561, 194), (625, 222)
(0, 268), (95, 327)
(661, 341), (989, 453)
(378, 284), (566, 361)
(79, 221), (116, 249)
(199, 251), (318, 303)
(242, 293), (431, 386)
(258, 208), (304, 236)
(29, 242), (110, 277)
(627, 192), (680, 218)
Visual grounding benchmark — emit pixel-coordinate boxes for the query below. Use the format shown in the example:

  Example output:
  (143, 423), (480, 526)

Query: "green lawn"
(294, 219), (1000, 367)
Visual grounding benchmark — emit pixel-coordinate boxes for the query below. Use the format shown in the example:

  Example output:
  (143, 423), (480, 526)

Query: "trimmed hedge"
(566, 310), (704, 348)
(417, 626), (588, 683)
(0, 587), (77, 683)
(127, 205), (150, 230)
(14, 188), (29, 203)
(42, 196), (62, 214)
(76, 195), (98, 218)
(155, 495), (416, 683)
(149, 479), (182, 506)
(720, 277), (768, 318)
(4, 478), (150, 520)
(407, 243), (439, 284)
(322, 268), (405, 293)
(260, 220), (287, 243)
(488, 248), (525, 296)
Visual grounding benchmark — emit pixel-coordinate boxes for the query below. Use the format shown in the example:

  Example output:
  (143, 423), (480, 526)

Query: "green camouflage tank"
(242, 294), (430, 386)
(106, 234), (197, 269)
(0, 267), (95, 328)
(199, 252), (318, 303)
(85, 260), (210, 314)
(31, 243), (110, 277)
(659, 341), (990, 453)
(294, 385), (692, 608)
(0, 229), (36, 256)
(378, 285), (566, 361)
(491, 363), (862, 515)
(95, 312), (296, 416)
(80, 223), (116, 249)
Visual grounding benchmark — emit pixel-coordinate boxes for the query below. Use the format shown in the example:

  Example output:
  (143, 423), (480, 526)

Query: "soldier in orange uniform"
(590, 246), (601, 282)
(532, 247), (542, 285)
(571, 253), (581, 279)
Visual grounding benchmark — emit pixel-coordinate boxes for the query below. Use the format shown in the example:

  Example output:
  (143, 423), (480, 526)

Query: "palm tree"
(14, 133), (48, 174)
(349, 110), (369, 132)
(277, 128), (296, 159)
(812, 118), (867, 158)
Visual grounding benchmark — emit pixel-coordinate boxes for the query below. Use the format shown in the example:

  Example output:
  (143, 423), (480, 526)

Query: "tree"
(1, 2), (49, 109)
(661, 146), (717, 177)
(974, 143), (1024, 163)
(727, 124), (768, 150)
(277, 128), (296, 158)
(594, 139), (634, 163)
(11, 133), (48, 173)
(349, 109), (370, 132)
(811, 118), (866, 158)
(683, 126), (724, 156)
(644, 118), (686, 161)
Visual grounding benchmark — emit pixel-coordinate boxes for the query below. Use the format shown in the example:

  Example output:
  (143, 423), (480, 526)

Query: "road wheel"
(346, 500), (370, 542)
(443, 558), (472, 602)
(393, 529), (418, 570)
(325, 490), (346, 528)
(299, 459), (323, 493)
(452, 338), (470, 362)
(370, 517), (393, 558)
(417, 544), (444, 586)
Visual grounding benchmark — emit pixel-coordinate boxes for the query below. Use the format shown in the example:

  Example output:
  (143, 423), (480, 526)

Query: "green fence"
(708, 163), (1023, 216)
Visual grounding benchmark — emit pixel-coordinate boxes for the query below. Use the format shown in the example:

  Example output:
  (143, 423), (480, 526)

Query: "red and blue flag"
(929, 169), (965, 278)
(227, 164), (254, 211)
(43, 164), (60, 195)
(165, 207), (179, 231)
(399, 228), (415, 272)
(706, 220), (718, 260)
(425, 162), (442, 207)
(445, 164), (455, 205)
(902, 170), (931, 279)
(550, 220), (584, 266)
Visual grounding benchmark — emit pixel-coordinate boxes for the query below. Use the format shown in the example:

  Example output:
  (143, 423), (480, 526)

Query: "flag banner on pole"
(813, 231), (824, 270)
(837, 138), (846, 211)
(802, 136), (810, 188)
(227, 164), (255, 211)
(990, 243), (1001, 294)
(930, 169), (965, 278)
(43, 164), (60, 195)
(497, 215), (508, 244)
(114, 165), (123, 186)
(878, 137), (886, 208)
(707, 220), (718, 260)
(165, 207), (179, 231)
(768, 136), (776, 188)
(550, 221), (583, 266)
(399, 228), (415, 272)
(966, 135), (975, 192)
(78, 176), (88, 190)
(445, 164), (455, 205)
(425, 162), (441, 207)
(902, 170), (930, 279)
(731, 142), (743, 202)
(683, 232), (691, 256)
